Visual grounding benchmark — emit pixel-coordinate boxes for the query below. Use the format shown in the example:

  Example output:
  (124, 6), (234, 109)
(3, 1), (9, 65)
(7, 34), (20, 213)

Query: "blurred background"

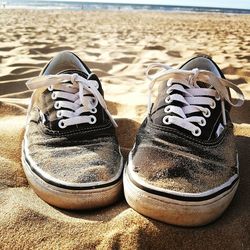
(1, 0), (250, 12)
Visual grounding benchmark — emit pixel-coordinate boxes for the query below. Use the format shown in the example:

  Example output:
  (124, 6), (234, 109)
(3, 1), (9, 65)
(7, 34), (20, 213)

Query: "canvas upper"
(23, 51), (123, 188)
(128, 55), (244, 195)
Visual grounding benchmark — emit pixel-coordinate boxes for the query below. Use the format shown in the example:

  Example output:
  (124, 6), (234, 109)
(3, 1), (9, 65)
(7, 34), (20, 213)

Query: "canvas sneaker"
(124, 55), (244, 226)
(22, 51), (123, 210)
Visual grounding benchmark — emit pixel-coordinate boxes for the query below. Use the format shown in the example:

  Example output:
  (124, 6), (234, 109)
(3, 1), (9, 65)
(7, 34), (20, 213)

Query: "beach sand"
(0, 9), (249, 249)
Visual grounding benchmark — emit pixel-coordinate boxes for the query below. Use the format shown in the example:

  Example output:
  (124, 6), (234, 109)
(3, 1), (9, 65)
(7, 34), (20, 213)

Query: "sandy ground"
(0, 9), (249, 249)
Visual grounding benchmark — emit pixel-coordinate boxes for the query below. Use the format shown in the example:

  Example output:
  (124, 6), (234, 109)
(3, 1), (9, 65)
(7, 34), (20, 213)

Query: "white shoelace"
(26, 73), (117, 129)
(146, 63), (244, 137)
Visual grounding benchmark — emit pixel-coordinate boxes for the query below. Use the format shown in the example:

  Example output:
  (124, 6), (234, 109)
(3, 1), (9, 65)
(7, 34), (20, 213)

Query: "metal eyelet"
(56, 111), (63, 118)
(51, 92), (57, 100)
(166, 89), (172, 95)
(58, 119), (67, 129)
(164, 106), (171, 113)
(215, 94), (221, 101)
(199, 118), (206, 127)
(93, 82), (99, 89)
(162, 116), (171, 125)
(165, 96), (172, 104)
(91, 98), (96, 104)
(89, 115), (97, 124)
(210, 100), (216, 109)
(203, 108), (211, 118)
(167, 79), (172, 87)
(192, 127), (201, 137)
(54, 101), (61, 109)
(48, 86), (53, 91)
(90, 107), (97, 114)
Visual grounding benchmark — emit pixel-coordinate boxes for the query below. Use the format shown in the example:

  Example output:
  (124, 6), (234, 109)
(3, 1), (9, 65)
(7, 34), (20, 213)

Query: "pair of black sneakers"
(22, 51), (244, 226)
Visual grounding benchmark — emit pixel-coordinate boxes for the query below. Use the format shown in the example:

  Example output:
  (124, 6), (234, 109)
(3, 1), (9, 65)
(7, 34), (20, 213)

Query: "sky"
(57, 0), (250, 9)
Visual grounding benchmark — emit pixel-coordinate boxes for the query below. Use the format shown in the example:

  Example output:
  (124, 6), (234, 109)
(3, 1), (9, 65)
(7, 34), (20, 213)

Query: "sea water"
(2, 0), (250, 14)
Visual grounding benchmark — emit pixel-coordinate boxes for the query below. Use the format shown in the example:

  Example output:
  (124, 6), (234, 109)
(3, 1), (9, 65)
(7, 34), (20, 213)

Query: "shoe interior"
(181, 57), (221, 77)
(42, 51), (90, 75)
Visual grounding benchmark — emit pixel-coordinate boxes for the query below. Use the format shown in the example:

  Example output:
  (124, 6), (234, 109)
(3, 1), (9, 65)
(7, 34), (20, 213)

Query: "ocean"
(1, 0), (250, 14)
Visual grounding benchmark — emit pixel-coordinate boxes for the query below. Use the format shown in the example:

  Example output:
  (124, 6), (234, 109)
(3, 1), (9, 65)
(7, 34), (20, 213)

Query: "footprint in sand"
(166, 50), (182, 58)
(225, 75), (247, 85)
(0, 46), (16, 52)
(28, 46), (74, 55)
(222, 65), (238, 75)
(143, 45), (165, 51)
(114, 56), (136, 64)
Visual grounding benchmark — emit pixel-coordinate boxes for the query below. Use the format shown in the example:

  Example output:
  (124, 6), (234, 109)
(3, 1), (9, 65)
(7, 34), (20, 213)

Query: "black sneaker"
(22, 51), (123, 210)
(124, 55), (244, 226)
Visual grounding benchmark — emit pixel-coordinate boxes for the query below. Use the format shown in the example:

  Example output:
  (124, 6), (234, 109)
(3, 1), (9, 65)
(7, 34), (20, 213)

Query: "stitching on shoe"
(28, 121), (118, 145)
(35, 120), (113, 137)
(146, 116), (232, 147)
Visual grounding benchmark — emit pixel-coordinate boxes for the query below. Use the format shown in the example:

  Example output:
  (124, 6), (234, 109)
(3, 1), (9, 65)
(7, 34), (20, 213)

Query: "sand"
(0, 9), (249, 249)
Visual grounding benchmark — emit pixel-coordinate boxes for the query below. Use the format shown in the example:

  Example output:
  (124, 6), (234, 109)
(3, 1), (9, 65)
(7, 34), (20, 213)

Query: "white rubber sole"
(124, 166), (239, 227)
(22, 151), (123, 210)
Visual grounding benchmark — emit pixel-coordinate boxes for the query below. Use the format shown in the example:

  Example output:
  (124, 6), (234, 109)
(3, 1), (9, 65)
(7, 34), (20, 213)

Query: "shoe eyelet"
(91, 98), (96, 104)
(203, 108), (211, 118)
(165, 96), (172, 104)
(215, 94), (221, 101)
(199, 118), (206, 127)
(162, 116), (171, 125)
(51, 92), (57, 100)
(54, 101), (61, 109)
(48, 86), (53, 91)
(166, 89), (172, 95)
(58, 119), (66, 129)
(210, 100), (216, 109)
(56, 111), (63, 118)
(164, 106), (171, 113)
(93, 82), (99, 89)
(167, 79), (172, 87)
(192, 127), (201, 137)
(90, 107), (97, 114)
(89, 115), (97, 124)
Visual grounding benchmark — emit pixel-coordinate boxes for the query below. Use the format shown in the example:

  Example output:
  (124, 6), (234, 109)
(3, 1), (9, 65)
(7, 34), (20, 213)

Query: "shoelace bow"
(26, 73), (117, 128)
(146, 63), (244, 136)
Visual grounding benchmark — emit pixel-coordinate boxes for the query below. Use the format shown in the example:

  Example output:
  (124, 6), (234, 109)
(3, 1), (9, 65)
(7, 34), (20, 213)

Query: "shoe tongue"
(151, 76), (212, 118)
(58, 69), (89, 79)
(150, 76), (223, 141)
(41, 69), (106, 131)
(151, 80), (170, 118)
(57, 69), (104, 95)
